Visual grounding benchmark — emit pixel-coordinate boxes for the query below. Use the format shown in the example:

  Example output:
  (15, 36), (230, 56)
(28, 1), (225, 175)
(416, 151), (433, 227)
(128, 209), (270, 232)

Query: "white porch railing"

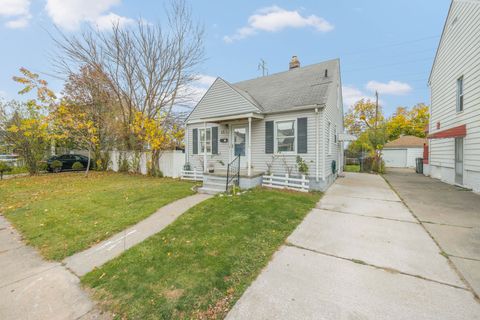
(262, 174), (309, 192)
(181, 169), (204, 181)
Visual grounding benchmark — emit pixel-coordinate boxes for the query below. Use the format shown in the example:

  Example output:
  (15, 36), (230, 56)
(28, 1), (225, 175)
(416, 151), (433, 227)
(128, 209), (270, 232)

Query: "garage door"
(383, 149), (407, 167)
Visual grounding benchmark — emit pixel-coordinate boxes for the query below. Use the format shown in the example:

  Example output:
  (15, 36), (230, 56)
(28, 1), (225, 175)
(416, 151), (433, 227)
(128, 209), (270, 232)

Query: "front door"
(455, 137), (464, 185)
(231, 125), (248, 168)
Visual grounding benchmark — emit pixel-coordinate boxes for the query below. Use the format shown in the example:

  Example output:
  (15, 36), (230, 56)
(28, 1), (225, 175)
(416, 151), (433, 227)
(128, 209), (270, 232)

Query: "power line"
(339, 35), (440, 57)
(343, 57), (434, 73)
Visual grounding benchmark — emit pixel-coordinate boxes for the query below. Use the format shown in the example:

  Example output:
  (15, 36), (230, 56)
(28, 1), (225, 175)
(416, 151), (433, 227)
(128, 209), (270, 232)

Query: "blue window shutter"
(297, 118), (308, 153)
(212, 127), (218, 155)
(265, 121), (274, 154)
(192, 128), (198, 154)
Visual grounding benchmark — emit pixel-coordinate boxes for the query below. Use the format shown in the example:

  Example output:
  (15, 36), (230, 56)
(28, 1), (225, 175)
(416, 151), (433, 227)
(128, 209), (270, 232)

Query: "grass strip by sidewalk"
(0, 172), (195, 260)
(83, 188), (321, 319)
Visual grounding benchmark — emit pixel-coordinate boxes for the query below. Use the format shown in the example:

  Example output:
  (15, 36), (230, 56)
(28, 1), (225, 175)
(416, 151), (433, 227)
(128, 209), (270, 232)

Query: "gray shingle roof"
(232, 59), (339, 113)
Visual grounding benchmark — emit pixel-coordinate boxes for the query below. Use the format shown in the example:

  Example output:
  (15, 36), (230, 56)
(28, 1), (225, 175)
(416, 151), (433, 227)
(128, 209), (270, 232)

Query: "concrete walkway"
(64, 193), (211, 276)
(227, 173), (480, 319)
(0, 216), (106, 320)
(384, 168), (480, 298)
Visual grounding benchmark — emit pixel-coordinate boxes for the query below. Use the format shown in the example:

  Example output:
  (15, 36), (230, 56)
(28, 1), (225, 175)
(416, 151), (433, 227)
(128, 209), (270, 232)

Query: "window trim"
(198, 127), (212, 155)
(456, 76), (464, 113)
(274, 119), (297, 155)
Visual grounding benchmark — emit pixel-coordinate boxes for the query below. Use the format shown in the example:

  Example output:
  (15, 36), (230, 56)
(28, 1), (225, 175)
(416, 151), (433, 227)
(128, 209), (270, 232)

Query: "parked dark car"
(47, 154), (92, 172)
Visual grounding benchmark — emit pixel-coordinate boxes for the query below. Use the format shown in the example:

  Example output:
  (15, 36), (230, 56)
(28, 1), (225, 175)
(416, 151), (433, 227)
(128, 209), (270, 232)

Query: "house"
(184, 57), (344, 193)
(426, 0), (480, 192)
(382, 136), (426, 168)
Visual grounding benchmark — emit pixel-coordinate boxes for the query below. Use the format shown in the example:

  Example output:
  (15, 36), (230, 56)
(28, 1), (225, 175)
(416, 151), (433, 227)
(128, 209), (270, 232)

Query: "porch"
(186, 112), (264, 178)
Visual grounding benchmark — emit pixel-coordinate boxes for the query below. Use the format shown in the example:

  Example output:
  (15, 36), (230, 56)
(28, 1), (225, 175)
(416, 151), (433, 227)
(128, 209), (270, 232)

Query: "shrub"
(296, 156), (309, 176)
(119, 157), (130, 173)
(360, 156), (385, 173)
(0, 162), (12, 179)
(50, 160), (63, 172)
(72, 161), (84, 171)
(37, 161), (48, 172)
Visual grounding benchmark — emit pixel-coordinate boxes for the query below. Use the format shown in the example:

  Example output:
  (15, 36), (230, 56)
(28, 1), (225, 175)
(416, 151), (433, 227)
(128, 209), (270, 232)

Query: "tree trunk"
(85, 148), (91, 177)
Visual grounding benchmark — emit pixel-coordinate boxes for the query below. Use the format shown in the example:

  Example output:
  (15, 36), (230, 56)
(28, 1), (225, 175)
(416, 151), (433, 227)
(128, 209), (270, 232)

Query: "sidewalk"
(0, 216), (106, 320)
(227, 173), (480, 319)
(64, 193), (211, 276)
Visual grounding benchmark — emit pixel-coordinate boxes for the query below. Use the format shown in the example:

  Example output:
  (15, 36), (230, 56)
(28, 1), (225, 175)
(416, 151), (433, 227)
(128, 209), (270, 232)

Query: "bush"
(50, 160), (63, 172)
(296, 156), (309, 176)
(72, 161), (84, 170)
(360, 156), (385, 174)
(0, 162), (12, 179)
(37, 161), (48, 172)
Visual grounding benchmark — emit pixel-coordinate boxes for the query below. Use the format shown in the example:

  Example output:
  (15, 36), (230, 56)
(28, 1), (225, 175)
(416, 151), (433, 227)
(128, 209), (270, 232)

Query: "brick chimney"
(289, 55), (300, 70)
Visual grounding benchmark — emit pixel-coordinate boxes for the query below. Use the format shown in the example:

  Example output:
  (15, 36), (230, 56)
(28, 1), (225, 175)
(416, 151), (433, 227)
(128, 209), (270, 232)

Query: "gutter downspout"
(322, 110), (326, 182)
(185, 124), (189, 165)
(248, 117), (252, 177)
(203, 122), (207, 173)
(315, 108), (319, 182)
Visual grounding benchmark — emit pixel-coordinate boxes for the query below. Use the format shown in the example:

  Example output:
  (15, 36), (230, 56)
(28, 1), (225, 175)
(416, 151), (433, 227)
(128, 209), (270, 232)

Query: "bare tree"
(52, 0), (204, 151)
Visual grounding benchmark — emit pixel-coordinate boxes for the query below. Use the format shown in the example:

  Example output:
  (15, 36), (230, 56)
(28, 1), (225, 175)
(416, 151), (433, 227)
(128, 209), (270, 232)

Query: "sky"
(0, 0), (451, 116)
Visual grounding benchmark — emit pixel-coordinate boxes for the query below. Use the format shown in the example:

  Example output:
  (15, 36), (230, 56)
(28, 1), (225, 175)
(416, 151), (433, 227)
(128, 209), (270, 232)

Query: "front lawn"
(345, 164), (360, 172)
(0, 172), (195, 260)
(83, 188), (321, 319)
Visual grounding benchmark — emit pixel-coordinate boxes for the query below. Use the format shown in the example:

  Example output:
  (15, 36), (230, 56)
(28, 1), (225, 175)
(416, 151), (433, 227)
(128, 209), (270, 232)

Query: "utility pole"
(258, 59), (268, 77)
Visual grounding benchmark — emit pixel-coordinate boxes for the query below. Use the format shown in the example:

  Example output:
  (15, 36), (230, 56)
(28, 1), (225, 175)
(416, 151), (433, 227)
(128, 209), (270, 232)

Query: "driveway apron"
(227, 172), (480, 320)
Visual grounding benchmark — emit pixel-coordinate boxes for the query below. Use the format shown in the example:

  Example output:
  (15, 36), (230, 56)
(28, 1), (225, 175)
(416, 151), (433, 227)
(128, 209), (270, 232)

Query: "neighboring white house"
(426, 0), (480, 192)
(184, 57), (344, 193)
(382, 136), (426, 168)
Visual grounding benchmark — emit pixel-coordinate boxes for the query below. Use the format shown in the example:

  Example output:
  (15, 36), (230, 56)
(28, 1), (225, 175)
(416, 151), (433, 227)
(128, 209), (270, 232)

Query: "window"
(199, 128), (212, 154)
(457, 76), (464, 112)
(276, 120), (295, 153)
(327, 121), (331, 154)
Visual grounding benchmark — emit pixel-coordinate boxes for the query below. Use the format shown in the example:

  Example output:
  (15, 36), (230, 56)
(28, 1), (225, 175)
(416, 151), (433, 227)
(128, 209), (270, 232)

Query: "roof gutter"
(265, 103), (326, 115)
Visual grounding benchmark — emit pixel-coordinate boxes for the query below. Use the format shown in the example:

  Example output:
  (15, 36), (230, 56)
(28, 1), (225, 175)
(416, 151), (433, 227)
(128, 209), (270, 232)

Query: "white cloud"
(45, 0), (133, 31)
(342, 85), (377, 108)
(0, 0), (31, 28)
(224, 6), (333, 43)
(366, 80), (412, 95)
(94, 12), (134, 31)
(5, 15), (31, 28)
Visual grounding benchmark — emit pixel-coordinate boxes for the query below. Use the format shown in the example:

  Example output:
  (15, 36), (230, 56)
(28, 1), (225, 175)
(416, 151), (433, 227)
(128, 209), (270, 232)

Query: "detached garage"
(382, 136), (426, 168)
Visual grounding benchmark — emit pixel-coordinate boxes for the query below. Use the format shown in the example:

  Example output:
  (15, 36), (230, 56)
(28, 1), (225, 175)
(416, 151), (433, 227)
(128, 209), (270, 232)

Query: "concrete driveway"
(384, 168), (480, 298)
(227, 172), (480, 319)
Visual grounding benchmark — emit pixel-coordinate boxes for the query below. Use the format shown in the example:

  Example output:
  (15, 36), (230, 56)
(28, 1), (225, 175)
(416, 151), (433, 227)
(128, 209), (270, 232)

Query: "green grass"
(3, 166), (29, 175)
(345, 164), (360, 172)
(0, 172), (195, 260)
(83, 188), (321, 319)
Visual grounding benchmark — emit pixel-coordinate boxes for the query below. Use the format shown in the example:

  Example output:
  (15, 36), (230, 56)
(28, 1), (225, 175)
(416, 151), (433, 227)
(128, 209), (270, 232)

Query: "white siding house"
(184, 57), (344, 193)
(426, 0), (480, 192)
(382, 136), (426, 168)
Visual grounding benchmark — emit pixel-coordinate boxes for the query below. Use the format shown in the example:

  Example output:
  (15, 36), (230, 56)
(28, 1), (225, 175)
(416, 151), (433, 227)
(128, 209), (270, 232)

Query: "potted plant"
(208, 162), (215, 173)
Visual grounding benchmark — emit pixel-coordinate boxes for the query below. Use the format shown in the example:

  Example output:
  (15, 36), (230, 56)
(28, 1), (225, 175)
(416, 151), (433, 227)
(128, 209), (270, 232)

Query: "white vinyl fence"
(180, 169), (203, 181)
(109, 150), (185, 178)
(262, 174), (310, 192)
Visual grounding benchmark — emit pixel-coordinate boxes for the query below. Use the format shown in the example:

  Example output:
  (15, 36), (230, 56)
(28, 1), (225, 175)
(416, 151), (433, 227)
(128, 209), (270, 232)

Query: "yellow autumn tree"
(131, 112), (184, 176)
(5, 68), (56, 174)
(52, 101), (99, 176)
(386, 104), (429, 140)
